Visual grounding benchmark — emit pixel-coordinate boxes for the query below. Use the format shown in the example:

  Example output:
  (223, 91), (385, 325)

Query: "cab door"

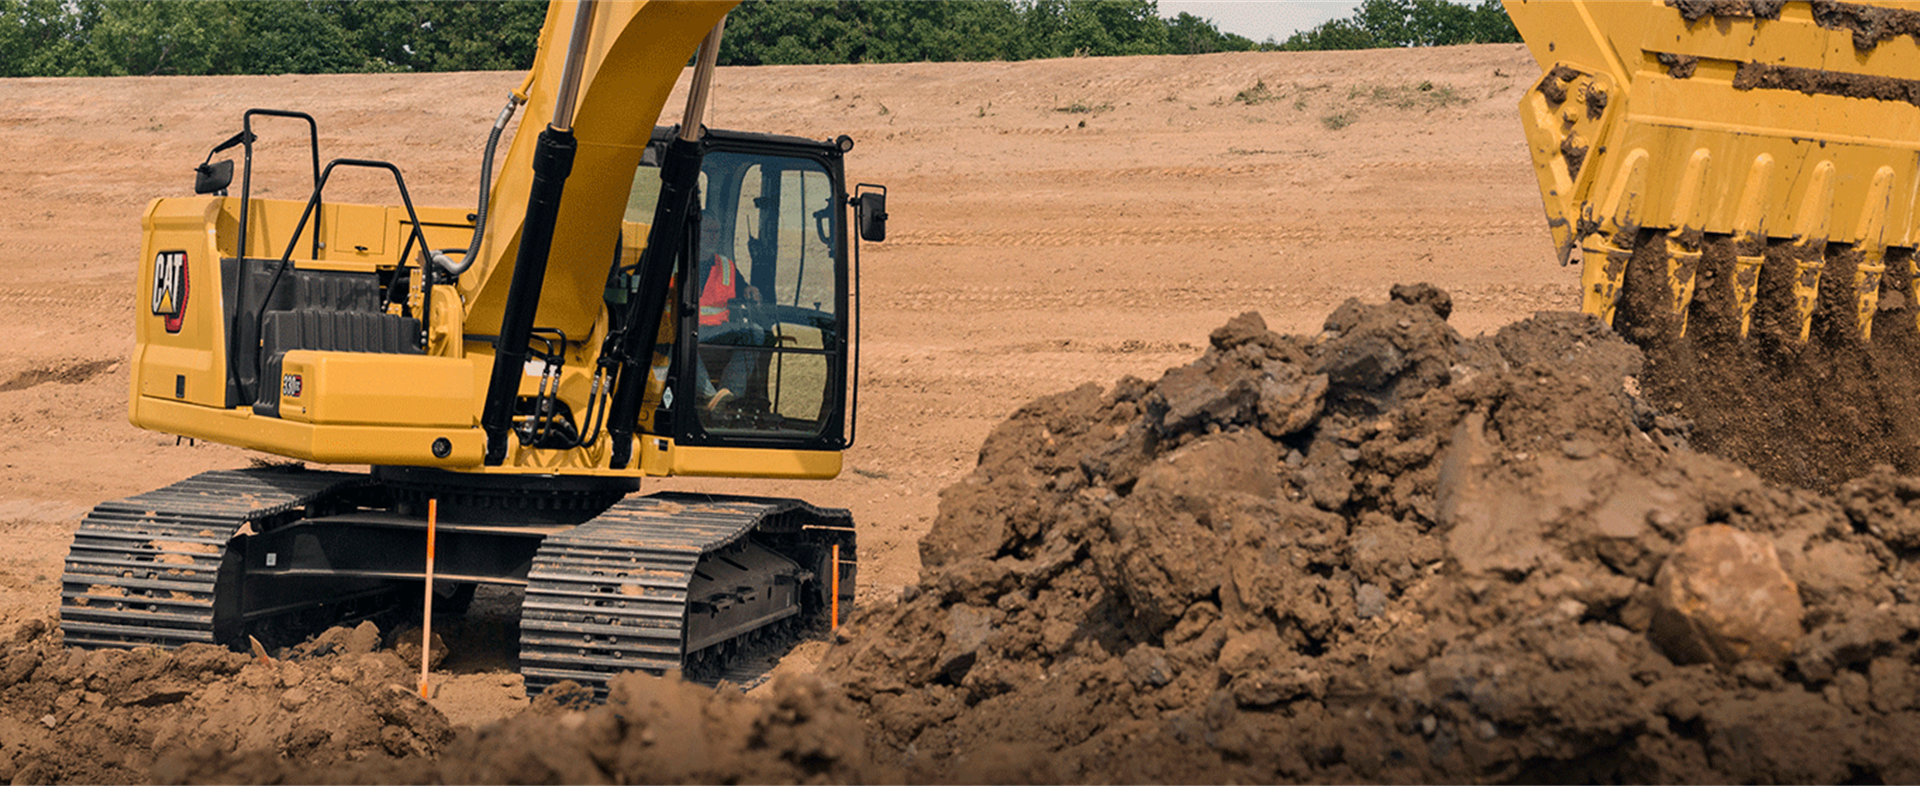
(679, 144), (850, 450)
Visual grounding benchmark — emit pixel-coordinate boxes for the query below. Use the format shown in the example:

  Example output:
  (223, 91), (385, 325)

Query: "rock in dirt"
(389, 625), (449, 671)
(1650, 524), (1804, 666)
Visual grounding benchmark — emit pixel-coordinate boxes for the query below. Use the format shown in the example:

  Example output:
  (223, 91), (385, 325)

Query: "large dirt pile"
(825, 284), (1920, 782)
(1, 616), (883, 784)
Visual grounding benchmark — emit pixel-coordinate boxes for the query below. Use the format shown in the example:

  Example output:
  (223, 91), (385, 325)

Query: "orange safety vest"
(698, 254), (739, 326)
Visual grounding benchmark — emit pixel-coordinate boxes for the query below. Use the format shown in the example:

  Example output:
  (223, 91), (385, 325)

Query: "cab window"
(689, 150), (841, 441)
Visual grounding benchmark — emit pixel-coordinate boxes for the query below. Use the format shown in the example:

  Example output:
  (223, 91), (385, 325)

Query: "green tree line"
(0, 0), (1515, 78)
(0, 0), (1262, 77)
(0, 0), (547, 76)
(717, 0), (1262, 65)
(1280, 0), (1519, 50)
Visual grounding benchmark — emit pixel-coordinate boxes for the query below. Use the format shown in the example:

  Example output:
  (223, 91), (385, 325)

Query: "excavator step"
(60, 468), (373, 650)
(519, 492), (855, 697)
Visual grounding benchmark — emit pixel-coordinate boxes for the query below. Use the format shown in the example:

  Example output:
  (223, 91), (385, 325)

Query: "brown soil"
(809, 291), (1920, 783)
(0, 620), (455, 783)
(1732, 62), (1920, 107)
(10, 42), (1920, 784)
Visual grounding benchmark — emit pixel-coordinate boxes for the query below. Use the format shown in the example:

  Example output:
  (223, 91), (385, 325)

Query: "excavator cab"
(625, 127), (881, 459)
(661, 130), (851, 448)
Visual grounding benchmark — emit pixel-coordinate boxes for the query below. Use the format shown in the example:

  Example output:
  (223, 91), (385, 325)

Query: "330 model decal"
(151, 250), (189, 333)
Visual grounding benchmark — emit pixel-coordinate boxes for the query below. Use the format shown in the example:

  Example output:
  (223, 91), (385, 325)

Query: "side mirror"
(853, 185), (887, 243)
(193, 129), (254, 196)
(195, 159), (234, 195)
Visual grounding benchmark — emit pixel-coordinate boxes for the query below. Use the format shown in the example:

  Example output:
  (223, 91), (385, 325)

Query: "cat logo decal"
(151, 251), (189, 333)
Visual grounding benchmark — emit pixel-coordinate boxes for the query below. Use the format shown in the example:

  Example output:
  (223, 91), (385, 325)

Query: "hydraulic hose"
(437, 95), (526, 277)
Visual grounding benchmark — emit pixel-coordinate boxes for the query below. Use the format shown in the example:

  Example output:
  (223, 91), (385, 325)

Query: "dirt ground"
(0, 42), (1748, 781)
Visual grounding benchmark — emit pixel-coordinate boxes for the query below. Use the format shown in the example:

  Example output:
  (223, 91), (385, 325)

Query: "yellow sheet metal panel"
(128, 394), (487, 466)
(626, 434), (840, 479)
(638, 434), (675, 477)
(276, 350), (476, 428)
(223, 199), (474, 270)
(1515, 65), (1621, 261)
(1601, 100), (1920, 246)
(1632, 71), (1920, 150)
(1641, 2), (1920, 78)
(669, 445), (842, 480)
(131, 197), (229, 412)
(323, 202), (388, 257)
(300, 423), (486, 466)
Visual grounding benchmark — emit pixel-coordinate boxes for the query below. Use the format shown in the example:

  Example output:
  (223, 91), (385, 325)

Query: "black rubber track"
(519, 492), (853, 697)
(60, 467), (371, 649)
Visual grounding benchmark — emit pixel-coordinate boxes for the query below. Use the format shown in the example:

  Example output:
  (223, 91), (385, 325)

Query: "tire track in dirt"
(888, 219), (1539, 247)
(0, 289), (121, 309)
(884, 282), (1569, 305)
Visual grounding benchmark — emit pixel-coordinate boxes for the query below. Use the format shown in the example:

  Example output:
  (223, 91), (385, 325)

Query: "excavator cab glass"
(629, 129), (855, 451)
(693, 149), (841, 440)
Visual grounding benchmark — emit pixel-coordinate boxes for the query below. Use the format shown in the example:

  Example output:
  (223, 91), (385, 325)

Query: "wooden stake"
(419, 498), (437, 699)
(830, 543), (840, 633)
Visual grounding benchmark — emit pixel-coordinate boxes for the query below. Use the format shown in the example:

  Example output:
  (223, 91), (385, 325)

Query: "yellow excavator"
(62, 0), (887, 694)
(1505, 0), (1920, 344)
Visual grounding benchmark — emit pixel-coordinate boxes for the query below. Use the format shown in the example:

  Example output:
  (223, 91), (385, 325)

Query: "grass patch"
(1233, 79), (1282, 105)
(1320, 111), (1358, 130)
(1348, 80), (1470, 111)
(1229, 80), (1335, 110)
(1053, 100), (1113, 115)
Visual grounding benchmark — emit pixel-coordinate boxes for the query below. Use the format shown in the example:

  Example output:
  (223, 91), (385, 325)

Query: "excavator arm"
(461, 1), (735, 340)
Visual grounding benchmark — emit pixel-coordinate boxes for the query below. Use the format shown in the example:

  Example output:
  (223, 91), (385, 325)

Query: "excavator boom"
(465, 1), (733, 350)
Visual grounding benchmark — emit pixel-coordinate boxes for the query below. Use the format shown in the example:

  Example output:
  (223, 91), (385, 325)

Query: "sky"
(1158, 1), (1366, 44)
